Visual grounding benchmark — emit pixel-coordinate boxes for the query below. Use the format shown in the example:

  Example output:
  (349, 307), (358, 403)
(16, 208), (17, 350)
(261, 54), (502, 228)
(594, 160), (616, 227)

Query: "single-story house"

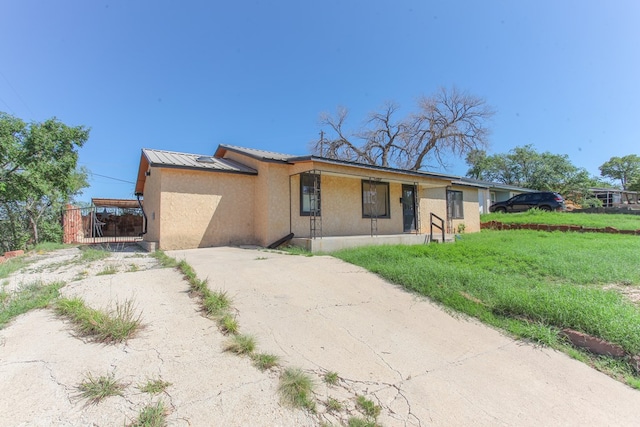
(590, 187), (639, 208)
(458, 178), (534, 214)
(134, 144), (512, 251)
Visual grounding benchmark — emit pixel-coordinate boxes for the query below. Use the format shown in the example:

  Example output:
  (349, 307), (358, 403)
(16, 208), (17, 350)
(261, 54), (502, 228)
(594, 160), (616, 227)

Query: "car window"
(511, 194), (526, 203)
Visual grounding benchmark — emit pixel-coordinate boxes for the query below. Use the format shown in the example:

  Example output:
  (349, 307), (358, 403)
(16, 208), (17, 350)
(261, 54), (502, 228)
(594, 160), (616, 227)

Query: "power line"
(0, 69), (35, 118)
(90, 172), (135, 184)
(0, 93), (16, 114)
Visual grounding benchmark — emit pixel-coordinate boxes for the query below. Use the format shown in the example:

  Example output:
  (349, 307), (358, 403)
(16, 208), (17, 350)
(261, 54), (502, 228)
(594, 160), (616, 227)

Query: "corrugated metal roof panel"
(142, 148), (257, 174)
(218, 144), (297, 162)
(92, 198), (140, 209)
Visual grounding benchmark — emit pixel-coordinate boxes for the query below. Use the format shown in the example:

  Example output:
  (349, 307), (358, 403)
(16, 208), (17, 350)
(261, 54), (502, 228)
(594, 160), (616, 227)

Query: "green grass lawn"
(482, 210), (640, 230)
(334, 230), (640, 385)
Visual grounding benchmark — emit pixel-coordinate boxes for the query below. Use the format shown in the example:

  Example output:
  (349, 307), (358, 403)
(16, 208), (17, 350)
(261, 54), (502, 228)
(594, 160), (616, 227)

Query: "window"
(362, 180), (390, 218)
(447, 190), (464, 219)
(300, 173), (320, 216)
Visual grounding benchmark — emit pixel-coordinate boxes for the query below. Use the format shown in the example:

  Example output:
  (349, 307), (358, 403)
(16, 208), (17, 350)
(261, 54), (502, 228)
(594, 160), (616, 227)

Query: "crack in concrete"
(382, 383), (425, 427)
(1, 359), (76, 406)
(42, 360), (75, 406)
(342, 326), (404, 381)
(307, 300), (374, 313)
(307, 364), (429, 426)
(427, 340), (518, 374)
(182, 377), (273, 406)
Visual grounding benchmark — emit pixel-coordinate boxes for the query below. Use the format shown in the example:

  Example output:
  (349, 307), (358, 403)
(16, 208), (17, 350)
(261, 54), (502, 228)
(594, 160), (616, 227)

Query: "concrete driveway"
(170, 246), (640, 426)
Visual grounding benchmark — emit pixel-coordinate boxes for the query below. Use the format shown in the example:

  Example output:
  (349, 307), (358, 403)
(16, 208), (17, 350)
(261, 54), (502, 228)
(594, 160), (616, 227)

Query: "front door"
(402, 184), (416, 232)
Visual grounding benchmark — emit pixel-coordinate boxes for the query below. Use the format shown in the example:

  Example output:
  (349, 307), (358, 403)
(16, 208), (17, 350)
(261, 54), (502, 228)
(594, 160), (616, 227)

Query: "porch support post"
(369, 177), (378, 237)
(413, 182), (421, 234)
(309, 170), (322, 239)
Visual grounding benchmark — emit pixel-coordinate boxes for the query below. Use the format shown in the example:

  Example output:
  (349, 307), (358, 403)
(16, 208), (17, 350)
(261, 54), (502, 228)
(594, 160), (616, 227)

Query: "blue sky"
(1, 0), (639, 201)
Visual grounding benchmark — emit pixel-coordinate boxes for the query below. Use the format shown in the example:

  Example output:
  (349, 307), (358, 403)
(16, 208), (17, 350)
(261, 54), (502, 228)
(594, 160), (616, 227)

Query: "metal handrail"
(430, 212), (445, 243)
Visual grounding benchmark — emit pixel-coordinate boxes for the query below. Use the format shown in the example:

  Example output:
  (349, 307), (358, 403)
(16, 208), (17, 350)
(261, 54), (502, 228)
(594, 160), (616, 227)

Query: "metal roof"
(457, 177), (534, 192)
(293, 155), (464, 181)
(216, 144), (464, 181)
(92, 198), (140, 209)
(142, 148), (258, 174)
(216, 144), (298, 162)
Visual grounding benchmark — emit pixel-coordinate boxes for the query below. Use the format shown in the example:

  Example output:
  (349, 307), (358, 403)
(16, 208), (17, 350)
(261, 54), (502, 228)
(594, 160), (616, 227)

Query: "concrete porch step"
(290, 233), (457, 253)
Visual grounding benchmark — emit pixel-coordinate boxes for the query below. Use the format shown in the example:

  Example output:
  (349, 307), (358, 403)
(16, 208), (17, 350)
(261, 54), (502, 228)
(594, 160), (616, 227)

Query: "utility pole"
(319, 130), (325, 157)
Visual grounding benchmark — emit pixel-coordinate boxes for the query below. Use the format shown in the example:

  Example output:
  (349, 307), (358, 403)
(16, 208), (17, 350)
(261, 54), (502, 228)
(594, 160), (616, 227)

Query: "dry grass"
(55, 297), (143, 343)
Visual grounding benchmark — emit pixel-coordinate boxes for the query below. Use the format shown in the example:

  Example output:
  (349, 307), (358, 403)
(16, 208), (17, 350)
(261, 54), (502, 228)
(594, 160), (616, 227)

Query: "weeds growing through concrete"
(96, 265), (118, 275)
(252, 353), (279, 371)
(73, 270), (89, 281)
(326, 397), (342, 412)
(278, 367), (316, 411)
(223, 334), (256, 355)
(323, 371), (339, 386)
(0, 281), (63, 329)
(77, 372), (125, 404)
(151, 251), (178, 268)
(347, 417), (380, 427)
(356, 395), (381, 418)
(277, 246), (313, 256)
(129, 401), (167, 427)
(55, 297), (143, 343)
(218, 314), (239, 335)
(203, 291), (232, 316)
(79, 248), (111, 263)
(138, 378), (172, 394)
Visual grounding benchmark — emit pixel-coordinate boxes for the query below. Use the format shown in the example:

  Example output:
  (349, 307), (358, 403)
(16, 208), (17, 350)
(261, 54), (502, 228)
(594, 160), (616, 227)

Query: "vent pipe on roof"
(196, 156), (216, 163)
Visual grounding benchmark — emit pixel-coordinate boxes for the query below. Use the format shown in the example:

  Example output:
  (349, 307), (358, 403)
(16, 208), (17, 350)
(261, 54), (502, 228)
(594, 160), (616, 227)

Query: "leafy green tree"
(465, 145), (597, 202)
(0, 112), (89, 251)
(598, 154), (640, 190)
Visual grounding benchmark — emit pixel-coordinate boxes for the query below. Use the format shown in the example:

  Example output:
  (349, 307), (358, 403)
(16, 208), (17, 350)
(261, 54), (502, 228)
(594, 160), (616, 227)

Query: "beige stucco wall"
(450, 185), (481, 233)
(142, 152), (482, 250)
(419, 185), (447, 234)
(251, 161), (292, 246)
(290, 174), (408, 237)
(142, 167), (162, 244)
(416, 185), (480, 234)
(151, 168), (257, 250)
(222, 151), (295, 246)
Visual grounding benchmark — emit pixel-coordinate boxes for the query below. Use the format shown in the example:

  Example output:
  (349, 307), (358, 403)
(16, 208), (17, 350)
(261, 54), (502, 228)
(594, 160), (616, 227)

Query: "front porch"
(290, 232), (455, 253)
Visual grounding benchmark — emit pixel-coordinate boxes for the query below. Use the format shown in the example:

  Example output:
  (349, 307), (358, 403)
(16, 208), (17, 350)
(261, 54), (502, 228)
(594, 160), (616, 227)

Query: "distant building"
(590, 188), (639, 208)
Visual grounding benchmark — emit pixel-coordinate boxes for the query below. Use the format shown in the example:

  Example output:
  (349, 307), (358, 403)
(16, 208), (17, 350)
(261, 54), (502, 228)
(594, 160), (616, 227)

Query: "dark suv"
(489, 192), (566, 213)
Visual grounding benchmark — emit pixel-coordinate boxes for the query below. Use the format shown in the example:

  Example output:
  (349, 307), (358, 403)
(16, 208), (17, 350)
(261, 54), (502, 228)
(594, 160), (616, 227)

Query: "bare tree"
(312, 88), (494, 171)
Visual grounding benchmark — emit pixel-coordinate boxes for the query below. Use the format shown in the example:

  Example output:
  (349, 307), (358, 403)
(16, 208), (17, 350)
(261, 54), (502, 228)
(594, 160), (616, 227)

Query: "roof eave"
(290, 156), (462, 181)
(216, 144), (293, 164)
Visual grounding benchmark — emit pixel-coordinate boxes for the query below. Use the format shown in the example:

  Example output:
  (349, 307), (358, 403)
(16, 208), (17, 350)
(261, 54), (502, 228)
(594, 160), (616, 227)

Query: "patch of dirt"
(604, 283), (640, 304)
